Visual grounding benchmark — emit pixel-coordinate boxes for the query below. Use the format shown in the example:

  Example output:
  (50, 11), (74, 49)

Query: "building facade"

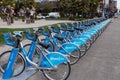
(109, 0), (117, 9)
(97, 0), (117, 17)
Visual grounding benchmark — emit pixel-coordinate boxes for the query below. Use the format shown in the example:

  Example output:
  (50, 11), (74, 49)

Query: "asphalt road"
(28, 17), (120, 80)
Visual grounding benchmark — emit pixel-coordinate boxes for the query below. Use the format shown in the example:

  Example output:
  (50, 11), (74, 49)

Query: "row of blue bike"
(0, 17), (111, 80)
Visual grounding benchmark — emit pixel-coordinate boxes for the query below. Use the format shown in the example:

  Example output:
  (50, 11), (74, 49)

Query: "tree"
(89, 0), (99, 18)
(41, 2), (53, 13)
(58, 0), (99, 18)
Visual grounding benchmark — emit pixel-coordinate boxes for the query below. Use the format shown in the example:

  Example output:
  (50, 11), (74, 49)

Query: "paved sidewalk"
(1, 17), (120, 80)
(0, 19), (74, 28)
(28, 17), (120, 80)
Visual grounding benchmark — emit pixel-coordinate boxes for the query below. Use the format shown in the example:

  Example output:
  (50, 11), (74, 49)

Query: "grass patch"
(0, 28), (29, 44)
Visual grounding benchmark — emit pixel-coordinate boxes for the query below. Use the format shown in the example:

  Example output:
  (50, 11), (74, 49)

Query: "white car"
(48, 12), (60, 18)
(37, 14), (46, 19)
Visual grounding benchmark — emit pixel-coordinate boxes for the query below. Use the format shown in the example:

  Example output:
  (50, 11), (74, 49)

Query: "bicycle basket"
(58, 24), (67, 31)
(51, 26), (60, 33)
(24, 29), (35, 41)
(41, 27), (51, 37)
(3, 33), (16, 47)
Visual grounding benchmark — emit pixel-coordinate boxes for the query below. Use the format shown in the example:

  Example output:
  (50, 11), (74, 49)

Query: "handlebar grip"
(13, 31), (23, 37)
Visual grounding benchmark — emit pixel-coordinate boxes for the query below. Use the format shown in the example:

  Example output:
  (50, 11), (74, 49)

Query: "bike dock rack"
(0, 70), (36, 80)
(0, 18), (111, 80)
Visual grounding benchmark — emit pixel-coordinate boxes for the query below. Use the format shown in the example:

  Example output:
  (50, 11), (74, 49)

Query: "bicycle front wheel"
(80, 45), (87, 57)
(68, 49), (81, 65)
(42, 62), (71, 80)
(86, 40), (91, 50)
(0, 50), (26, 77)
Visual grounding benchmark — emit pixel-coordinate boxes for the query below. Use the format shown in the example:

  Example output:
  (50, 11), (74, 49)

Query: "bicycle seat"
(75, 27), (83, 31)
(91, 22), (96, 25)
(84, 24), (91, 26)
(54, 35), (64, 41)
(38, 42), (50, 49)
(97, 20), (101, 23)
(66, 29), (74, 32)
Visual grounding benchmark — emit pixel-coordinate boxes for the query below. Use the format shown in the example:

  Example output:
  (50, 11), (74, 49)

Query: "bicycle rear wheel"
(0, 50), (25, 77)
(42, 62), (71, 80)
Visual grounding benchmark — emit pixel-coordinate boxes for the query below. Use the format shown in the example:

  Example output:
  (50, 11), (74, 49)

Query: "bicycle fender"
(71, 39), (86, 46)
(82, 32), (95, 37)
(40, 52), (69, 68)
(57, 43), (79, 55)
(2, 48), (19, 79)
(77, 35), (91, 41)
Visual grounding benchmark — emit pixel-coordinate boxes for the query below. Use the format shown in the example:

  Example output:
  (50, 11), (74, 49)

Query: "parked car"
(47, 12), (60, 18)
(36, 13), (46, 19)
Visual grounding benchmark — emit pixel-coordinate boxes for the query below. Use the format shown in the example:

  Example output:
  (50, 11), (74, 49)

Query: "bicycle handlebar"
(13, 31), (23, 37)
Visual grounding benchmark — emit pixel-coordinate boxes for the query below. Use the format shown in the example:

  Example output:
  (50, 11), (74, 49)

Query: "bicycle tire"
(68, 48), (81, 65)
(80, 44), (87, 57)
(0, 50), (26, 77)
(86, 40), (91, 50)
(41, 62), (71, 80)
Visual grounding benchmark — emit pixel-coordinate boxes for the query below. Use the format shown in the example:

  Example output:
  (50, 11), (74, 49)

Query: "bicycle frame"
(2, 48), (19, 79)
(20, 41), (69, 69)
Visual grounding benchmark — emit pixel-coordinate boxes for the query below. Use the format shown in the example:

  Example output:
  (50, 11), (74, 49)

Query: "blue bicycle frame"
(21, 41), (69, 68)
(2, 48), (19, 79)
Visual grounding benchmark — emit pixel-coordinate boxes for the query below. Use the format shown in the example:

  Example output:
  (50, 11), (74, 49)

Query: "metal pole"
(82, 0), (84, 18)
(102, 0), (106, 17)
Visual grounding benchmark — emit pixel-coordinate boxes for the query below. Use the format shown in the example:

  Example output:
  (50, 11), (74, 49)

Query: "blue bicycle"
(0, 32), (25, 77)
(0, 31), (71, 80)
